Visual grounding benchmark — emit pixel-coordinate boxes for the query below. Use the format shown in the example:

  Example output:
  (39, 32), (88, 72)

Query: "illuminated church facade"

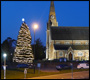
(46, 1), (89, 61)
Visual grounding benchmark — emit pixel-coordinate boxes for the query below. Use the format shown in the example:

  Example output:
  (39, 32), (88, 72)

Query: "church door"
(69, 52), (72, 61)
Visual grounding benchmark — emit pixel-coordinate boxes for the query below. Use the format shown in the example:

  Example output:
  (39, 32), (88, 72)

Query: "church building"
(46, 1), (89, 61)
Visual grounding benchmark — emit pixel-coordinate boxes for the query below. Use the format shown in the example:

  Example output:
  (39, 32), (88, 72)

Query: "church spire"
(49, 1), (55, 16)
(47, 1), (58, 30)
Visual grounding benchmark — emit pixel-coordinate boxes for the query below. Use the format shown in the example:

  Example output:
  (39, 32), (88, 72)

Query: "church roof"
(50, 27), (89, 40)
(54, 44), (89, 50)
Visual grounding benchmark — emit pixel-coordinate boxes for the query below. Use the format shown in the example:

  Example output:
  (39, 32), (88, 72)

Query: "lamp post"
(33, 24), (38, 73)
(70, 63), (73, 79)
(33, 24), (38, 60)
(3, 53), (7, 79)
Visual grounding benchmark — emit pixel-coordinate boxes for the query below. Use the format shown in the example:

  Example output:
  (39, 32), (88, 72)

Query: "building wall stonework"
(49, 41), (54, 60)
(46, 30), (49, 59)
(53, 49), (89, 61)
(73, 50), (89, 60)
(55, 50), (66, 59)
(46, 39), (89, 61)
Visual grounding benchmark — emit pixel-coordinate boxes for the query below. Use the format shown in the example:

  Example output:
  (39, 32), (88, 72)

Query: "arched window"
(59, 52), (63, 56)
(75, 42), (81, 45)
(85, 42), (89, 45)
(65, 42), (70, 45)
(78, 51), (83, 56)
(56, 42), (60, 44)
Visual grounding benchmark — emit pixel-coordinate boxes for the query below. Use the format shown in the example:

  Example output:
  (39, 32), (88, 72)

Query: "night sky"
(1, 1), (89, 46)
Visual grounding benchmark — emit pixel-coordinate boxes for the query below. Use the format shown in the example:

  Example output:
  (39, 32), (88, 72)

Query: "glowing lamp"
(3, 53), (7, 58)
(34, 24), (38, 30)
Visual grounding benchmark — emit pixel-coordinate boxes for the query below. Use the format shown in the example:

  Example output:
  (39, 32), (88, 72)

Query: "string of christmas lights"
(13, 21), (34, 64)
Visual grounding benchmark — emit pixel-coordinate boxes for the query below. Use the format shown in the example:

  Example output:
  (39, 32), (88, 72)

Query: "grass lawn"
(1, 68), (89, 79)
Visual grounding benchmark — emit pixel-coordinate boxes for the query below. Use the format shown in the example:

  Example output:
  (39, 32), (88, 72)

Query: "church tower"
(47, 1), (58, 29)
(46, 1), (58, 60)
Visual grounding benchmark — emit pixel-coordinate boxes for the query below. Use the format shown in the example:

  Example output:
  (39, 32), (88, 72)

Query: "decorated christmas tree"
(13, 20), (34, 64)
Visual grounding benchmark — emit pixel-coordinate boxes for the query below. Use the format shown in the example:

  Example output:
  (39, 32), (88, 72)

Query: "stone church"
(46, 1), (89, 61)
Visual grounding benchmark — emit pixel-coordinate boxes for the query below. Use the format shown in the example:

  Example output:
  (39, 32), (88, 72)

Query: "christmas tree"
(13, 20), (34, 64)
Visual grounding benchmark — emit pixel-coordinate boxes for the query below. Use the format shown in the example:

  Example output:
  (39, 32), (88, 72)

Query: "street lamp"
(33, 24), (38, 60)
(33, 23), (38, 73)
(3, 53), (7, 79)
(70, 63), (73, 79)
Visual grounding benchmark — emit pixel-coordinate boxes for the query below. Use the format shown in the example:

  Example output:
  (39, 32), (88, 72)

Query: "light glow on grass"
(1, 68), (89, 79)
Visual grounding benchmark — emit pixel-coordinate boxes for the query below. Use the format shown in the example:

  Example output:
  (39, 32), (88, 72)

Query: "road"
(28, 71), (89, 79)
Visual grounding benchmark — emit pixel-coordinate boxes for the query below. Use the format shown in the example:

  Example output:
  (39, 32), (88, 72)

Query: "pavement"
(28, 71), (89, 79)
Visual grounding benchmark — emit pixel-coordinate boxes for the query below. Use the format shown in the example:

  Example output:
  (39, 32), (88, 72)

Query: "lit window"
(60, 52), (63, 56)
(75, 42), (81, 45)
(78, 52), (83, 56)
(85, 42), (88, 45)
(56, 42), (60, 44)
(65, 42), (70, 45)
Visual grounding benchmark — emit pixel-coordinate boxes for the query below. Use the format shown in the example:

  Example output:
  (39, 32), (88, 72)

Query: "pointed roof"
(47, 1), (58, 30)
(48, 1), (57, 23)
(49, 1), (55, 15)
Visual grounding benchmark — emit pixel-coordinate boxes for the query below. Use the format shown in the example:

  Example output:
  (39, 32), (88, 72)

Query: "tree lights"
(13, 20), (34, 64)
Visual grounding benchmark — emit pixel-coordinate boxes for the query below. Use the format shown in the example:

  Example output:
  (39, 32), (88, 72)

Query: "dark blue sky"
(1, 1), (89, 46)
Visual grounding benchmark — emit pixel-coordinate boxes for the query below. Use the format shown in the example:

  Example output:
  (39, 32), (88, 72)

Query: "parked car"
(59, 58), (67, 62)
(77, 63), (89, 69)
(56, 64), (71, 70)
(80, 60), (88, 63)
(16, 64), (29, 68)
